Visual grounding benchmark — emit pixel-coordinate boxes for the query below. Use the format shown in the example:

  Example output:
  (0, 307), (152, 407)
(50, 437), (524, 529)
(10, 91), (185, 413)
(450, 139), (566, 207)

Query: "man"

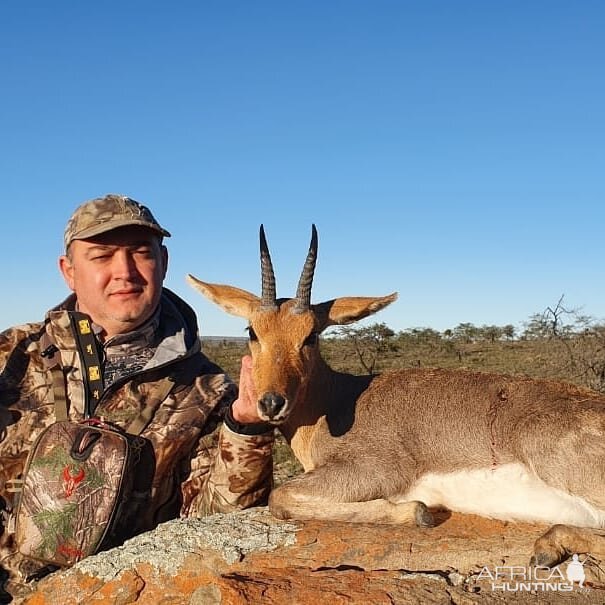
(0, 194), (273, 599)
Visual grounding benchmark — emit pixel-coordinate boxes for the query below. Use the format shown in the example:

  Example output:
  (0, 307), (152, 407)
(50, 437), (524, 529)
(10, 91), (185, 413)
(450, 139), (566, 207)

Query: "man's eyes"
(89, 248), (153, 261)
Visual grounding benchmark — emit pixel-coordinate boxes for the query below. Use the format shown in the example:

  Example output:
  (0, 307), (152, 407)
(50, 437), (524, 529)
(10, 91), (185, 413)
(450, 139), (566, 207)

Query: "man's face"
(59, 226), (168, 340)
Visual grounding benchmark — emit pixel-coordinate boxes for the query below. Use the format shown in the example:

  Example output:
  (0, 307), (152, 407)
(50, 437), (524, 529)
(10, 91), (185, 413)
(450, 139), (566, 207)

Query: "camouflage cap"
(64, 194), (171, 250)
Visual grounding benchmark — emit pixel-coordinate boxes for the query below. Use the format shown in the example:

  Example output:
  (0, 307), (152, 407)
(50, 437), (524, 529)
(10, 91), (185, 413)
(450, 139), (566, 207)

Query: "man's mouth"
(110, 289), (143, 297)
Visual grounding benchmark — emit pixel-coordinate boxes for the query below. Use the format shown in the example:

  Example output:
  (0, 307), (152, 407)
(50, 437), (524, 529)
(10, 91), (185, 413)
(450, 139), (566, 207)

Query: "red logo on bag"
(62, 466), (85, 497)
(58, 543), (85, 560)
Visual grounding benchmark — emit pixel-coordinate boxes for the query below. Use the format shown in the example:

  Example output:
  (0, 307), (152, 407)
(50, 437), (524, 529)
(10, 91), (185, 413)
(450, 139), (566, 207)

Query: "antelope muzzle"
(258, 391), (290, 423)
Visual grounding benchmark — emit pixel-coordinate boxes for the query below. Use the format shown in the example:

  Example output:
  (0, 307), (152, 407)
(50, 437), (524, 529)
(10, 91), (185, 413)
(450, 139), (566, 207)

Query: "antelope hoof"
(415, 502), (435, 528)
(530, 551), (561, 568)
(530, 525), (568, 567)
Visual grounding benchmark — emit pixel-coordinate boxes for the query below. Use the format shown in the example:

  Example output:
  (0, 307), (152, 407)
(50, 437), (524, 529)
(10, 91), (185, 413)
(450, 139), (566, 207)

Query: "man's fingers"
(239, 355), (256, 401)
(231, 355), (262, 423)
(239, 356), (251, 384)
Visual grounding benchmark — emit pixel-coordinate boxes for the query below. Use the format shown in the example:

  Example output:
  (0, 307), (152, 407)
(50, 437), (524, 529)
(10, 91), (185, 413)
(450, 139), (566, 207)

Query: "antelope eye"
(246, 326), (258, 342)
(303, 332), (318, 347)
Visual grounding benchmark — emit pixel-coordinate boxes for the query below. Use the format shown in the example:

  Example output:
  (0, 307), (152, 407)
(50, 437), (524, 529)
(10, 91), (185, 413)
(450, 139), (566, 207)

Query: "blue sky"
(1, 1), (604, 337)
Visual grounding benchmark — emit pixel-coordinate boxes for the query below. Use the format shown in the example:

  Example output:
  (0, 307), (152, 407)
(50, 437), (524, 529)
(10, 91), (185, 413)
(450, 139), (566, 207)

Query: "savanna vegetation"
(201, 296), (605, 483)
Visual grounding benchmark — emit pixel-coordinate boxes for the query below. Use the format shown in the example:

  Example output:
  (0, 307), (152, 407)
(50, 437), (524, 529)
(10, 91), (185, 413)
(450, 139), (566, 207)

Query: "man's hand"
(231, 355), (262, 424)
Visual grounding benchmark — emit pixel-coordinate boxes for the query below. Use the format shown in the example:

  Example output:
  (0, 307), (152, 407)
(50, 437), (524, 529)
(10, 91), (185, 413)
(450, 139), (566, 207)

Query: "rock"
(22, 509), (605, 604)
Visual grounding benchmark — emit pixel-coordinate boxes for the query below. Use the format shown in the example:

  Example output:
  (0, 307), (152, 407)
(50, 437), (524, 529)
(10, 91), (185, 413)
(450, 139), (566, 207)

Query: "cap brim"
(68, 219), (171, 245)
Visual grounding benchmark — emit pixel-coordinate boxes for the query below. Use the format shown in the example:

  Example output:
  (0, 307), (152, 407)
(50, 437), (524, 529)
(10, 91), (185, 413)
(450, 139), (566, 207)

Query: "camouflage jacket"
(0, 289), (273, 585)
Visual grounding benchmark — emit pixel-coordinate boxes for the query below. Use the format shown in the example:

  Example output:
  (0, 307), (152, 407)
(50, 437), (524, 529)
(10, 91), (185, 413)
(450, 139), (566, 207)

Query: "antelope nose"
(259, 392), (287, 420)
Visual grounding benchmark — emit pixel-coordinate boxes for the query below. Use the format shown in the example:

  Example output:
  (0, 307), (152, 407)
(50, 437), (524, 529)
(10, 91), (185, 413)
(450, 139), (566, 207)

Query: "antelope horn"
(294, 224), (318, 313)
(259, 224), (277, 310)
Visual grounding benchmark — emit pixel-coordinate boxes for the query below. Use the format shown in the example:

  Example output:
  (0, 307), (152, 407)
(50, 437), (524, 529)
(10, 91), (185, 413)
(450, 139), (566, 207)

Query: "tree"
(335, 322), (396, 375)
(401, 327), (442, 343)
(502, 325), (516, 340)
(480, 325), (503, 343)
(522, 295), (585, 340)
(453, 322), (480, 343)
(522, 296), (605, 392)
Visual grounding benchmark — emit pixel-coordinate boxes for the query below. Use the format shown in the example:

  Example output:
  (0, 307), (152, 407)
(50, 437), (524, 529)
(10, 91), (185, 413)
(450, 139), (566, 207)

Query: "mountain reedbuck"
(188, 225), (605, 566)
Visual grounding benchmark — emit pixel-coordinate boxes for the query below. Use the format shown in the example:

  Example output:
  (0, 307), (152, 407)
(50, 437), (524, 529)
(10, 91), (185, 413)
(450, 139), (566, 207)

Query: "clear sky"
(1, 1), (604, 337)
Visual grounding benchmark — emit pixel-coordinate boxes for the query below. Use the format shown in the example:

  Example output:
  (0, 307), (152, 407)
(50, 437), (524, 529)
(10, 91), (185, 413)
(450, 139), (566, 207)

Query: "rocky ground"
(20, 508), (605, 604)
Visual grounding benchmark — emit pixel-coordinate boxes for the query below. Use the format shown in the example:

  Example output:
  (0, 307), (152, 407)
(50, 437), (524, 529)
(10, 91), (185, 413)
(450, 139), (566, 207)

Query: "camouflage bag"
(8, 312), (173, 567)
(13, 418), (155, 566)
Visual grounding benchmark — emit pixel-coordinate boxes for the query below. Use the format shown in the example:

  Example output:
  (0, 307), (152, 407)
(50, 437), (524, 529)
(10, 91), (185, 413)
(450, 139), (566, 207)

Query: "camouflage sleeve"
(0, 322), (48, 464)
(180, 421), (274, 517)
(0, 323), (41, 406)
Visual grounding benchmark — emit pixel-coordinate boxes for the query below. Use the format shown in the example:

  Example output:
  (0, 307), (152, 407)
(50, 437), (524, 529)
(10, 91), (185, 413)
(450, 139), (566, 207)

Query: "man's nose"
(112, 251), (138, 278)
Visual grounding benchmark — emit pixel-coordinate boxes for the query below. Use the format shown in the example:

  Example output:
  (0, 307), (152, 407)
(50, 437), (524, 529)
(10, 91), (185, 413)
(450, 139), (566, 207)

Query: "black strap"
(69, 311), (104, 418)
(57, 312), (174, 434)
(224, 405), (273, 436)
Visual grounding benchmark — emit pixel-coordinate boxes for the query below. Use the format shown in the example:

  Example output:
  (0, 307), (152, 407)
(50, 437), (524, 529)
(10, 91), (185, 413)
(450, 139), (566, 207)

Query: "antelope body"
(188, 225), (605, 565)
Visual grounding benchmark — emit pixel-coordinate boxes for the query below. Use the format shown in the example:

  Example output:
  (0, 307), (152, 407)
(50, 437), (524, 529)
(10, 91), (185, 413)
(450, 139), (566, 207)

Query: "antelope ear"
(313, 293), (398, 330)
(187, 275), (260, 319)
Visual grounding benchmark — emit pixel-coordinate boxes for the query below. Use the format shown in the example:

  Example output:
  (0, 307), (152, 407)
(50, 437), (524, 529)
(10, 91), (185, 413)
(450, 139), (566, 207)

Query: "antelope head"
(187, 225), (397, 424)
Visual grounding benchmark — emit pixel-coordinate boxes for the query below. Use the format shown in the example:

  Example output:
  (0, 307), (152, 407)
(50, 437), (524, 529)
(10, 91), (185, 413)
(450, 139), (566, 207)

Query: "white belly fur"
(399, 462), (605, 528)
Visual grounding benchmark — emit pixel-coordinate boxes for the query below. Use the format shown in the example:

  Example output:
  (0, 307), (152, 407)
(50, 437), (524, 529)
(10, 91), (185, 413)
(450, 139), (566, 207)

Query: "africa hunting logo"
(478, 554), (587, 592)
